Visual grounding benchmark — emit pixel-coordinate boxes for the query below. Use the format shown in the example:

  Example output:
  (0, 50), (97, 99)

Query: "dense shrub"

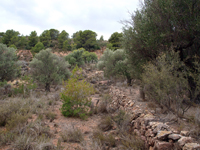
(31, 42), (45, 54)
(60, 66), (95, 119)
(97, 48), (132, 85)
(82, 51), (98, 63)
(65, 48), (85, 67)
(65, 48), (98, 67)
(30, 48), (71, 91)
(9, 44), (17, 49)
(0, 43), (20, 81)
(142, 50), (200, 116)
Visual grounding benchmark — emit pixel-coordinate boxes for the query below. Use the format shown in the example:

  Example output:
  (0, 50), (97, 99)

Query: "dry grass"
(92, 130), (116, 148)
(97, 94), (111, 113)
(60, 125), (84, 143)
(98, 115), (113, 132)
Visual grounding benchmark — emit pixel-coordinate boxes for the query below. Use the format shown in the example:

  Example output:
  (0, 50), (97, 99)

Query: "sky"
(0, 0), (141, 40)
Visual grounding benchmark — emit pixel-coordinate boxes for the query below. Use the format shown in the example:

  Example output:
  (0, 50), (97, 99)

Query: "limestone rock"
(181, 131), (190, 136)
(178, 137), (193, 147)
(143, 114), (156, 125)
(157, 131), (172, 140)
(168, 134), (181, 141)
(154, 140), (174, 150)
(129, 102), (134, 107)
(153, 123), (170, 134)
(183, 143), (200, 150)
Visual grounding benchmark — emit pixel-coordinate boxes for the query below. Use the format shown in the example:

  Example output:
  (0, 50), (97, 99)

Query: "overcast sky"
(0, 0), (141, 40)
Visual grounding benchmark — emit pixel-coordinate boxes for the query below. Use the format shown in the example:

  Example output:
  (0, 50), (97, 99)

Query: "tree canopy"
(39, 30), (51, 48)
(73, 30), (99, 51)
(2, 29), (20, 46)
(108, 32), (123, 50)
(58, 30), (69, 49)
(28, 31), (39, 49)
(30, 49), (71, 91)
(122, 0), (200, 101)
(0, 43), (19, 81)
(49, 29), (59, 40)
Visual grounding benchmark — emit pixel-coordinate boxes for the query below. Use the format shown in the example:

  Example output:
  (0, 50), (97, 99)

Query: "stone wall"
(107, 84), (200, 150)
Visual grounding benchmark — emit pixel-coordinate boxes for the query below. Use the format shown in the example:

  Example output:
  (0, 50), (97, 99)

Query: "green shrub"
(97, 48), (132, 85)
(30, 48), (71, 91)
(60, 66), (95, 119)
(0, 43), (20, 81)
(82, 51), (98, 63)
(9, 44), (17, 49)
(142, 50), (199, 116)
(65, 48), (98, 68)
(31, 42), (45, 54)
(65, 48), (85, 67)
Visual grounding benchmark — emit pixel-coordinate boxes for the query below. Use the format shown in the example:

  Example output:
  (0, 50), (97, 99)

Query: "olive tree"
(97, 48), (132, 85)
(0, 43), (19, 81)
(30, 49), (71, 91)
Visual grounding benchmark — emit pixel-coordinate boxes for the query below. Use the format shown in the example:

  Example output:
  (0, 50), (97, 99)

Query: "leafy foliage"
(65, 48), (98, 67)
(39, 30), (51, 48)
(60, 66), (95, 119)
(108, 32), (123, 50)
(65, 48), (85, 67)
(30, 48), (71, 91)
(142, 50), (200, 116)
(18, 36), (28, 49)
(28, 31), (39, 49)
(31, 42), (45, 54)
(97, 48), (132, 85)
(73, 30), (99, 51)
(122, 0), (200, 101)
(63, 40), (71, 51)
(82, 51), (98, 63)
(2, 29), (20, 46)
(58, 30), (69, 49)
(49, 29), (59, 40)
(0, 43), (19, 81)
(9, 44), (17, 49)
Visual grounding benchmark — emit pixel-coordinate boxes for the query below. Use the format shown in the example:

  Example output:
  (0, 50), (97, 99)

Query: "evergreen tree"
(39, 30), (51, 48)
(28, 31), (39, 49)
(2, 29), (20, 46)
(58, 30), (69, 49)
(30, 49), (71, 91)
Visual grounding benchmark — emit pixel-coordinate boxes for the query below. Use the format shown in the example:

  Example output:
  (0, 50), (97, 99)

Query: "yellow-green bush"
(60, 66), (95, 119)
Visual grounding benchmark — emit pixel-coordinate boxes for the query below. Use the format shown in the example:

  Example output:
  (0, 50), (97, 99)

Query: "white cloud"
(0, 0), (140, 40)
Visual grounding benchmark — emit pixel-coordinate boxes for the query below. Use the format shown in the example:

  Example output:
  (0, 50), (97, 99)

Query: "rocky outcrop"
(17, 50), (33, 61)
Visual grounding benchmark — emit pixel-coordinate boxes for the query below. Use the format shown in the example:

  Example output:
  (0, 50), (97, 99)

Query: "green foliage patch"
(60, 66), (95, 119)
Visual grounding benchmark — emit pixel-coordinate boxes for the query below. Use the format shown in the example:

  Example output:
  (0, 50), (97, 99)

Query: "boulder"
(157, 131), (172, 140)
(168, 134), (181, 141)
(178, 137), (193, 147)
(183, 143), (200, 150)
(154, 141), (174, 150)
(143, 114), (156, 125)
(181, 131), (190, 136)
(153, 123), (170, 134)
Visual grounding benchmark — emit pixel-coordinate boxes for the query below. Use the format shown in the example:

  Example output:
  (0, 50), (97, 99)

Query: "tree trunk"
(45, 83), (50, 92)
(126, 76), (132, 86)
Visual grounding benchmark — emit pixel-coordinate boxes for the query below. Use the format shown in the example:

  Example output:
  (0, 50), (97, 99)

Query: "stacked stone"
(131, 113), (200, 150)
